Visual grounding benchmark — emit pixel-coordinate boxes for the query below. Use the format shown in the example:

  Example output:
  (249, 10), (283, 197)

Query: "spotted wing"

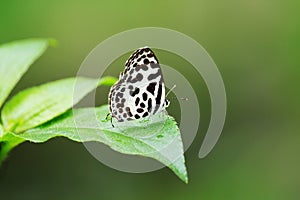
(120, 46), (159, 79)
(109, 47), (166, 122)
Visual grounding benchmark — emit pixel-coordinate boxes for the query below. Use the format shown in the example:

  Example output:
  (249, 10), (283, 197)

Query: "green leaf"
(0, 38), (54, 108)
(98, 76), (118, 86)
(0, 124), (4, 138)
(1, 77), (100, 133)
(17, 105), (188, 183)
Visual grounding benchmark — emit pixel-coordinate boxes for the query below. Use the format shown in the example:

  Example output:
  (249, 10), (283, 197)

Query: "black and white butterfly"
(108, 47), (169, 123)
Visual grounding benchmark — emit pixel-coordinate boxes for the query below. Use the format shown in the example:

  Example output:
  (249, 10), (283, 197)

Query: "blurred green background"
(1, 0), (299, 199)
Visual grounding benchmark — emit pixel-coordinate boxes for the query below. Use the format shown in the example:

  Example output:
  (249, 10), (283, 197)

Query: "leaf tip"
(98, 76), (118, 86)
(177, 169), (189, 184)
(183, 176), (189, 184)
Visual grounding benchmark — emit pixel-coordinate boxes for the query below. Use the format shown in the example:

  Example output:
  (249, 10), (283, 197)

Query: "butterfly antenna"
(170, 97), (189, 101)
(166, 84), (176, 97)
(180, 97), (189, 101)
(166, 85), (189, 101)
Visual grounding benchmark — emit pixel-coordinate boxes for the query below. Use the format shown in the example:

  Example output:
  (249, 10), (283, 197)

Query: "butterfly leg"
(105, 113), (115, 127)
(111, 117), (115, 128)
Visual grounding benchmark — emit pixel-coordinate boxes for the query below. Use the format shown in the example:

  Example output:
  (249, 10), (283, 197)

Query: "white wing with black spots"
(109, 47), (168, 122)
(120, 46), (159, 79)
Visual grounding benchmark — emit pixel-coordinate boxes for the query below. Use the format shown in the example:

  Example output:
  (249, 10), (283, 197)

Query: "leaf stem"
(0, 141), (11, 166)
(0, 133), (25, 166)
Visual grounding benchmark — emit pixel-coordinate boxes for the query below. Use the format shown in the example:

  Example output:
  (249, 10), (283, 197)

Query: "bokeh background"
(1, 0), (299, 199)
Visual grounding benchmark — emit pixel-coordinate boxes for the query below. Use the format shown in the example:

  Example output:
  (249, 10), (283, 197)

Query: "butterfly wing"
(120, 47), (159, 79)
(109, 47), (167, 122)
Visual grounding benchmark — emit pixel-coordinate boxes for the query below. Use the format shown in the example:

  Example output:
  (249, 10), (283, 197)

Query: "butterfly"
(108, 47), (169, 124)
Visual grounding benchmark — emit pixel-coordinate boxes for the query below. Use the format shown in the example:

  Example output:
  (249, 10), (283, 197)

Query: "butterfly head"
(164, 99), (170, 108)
